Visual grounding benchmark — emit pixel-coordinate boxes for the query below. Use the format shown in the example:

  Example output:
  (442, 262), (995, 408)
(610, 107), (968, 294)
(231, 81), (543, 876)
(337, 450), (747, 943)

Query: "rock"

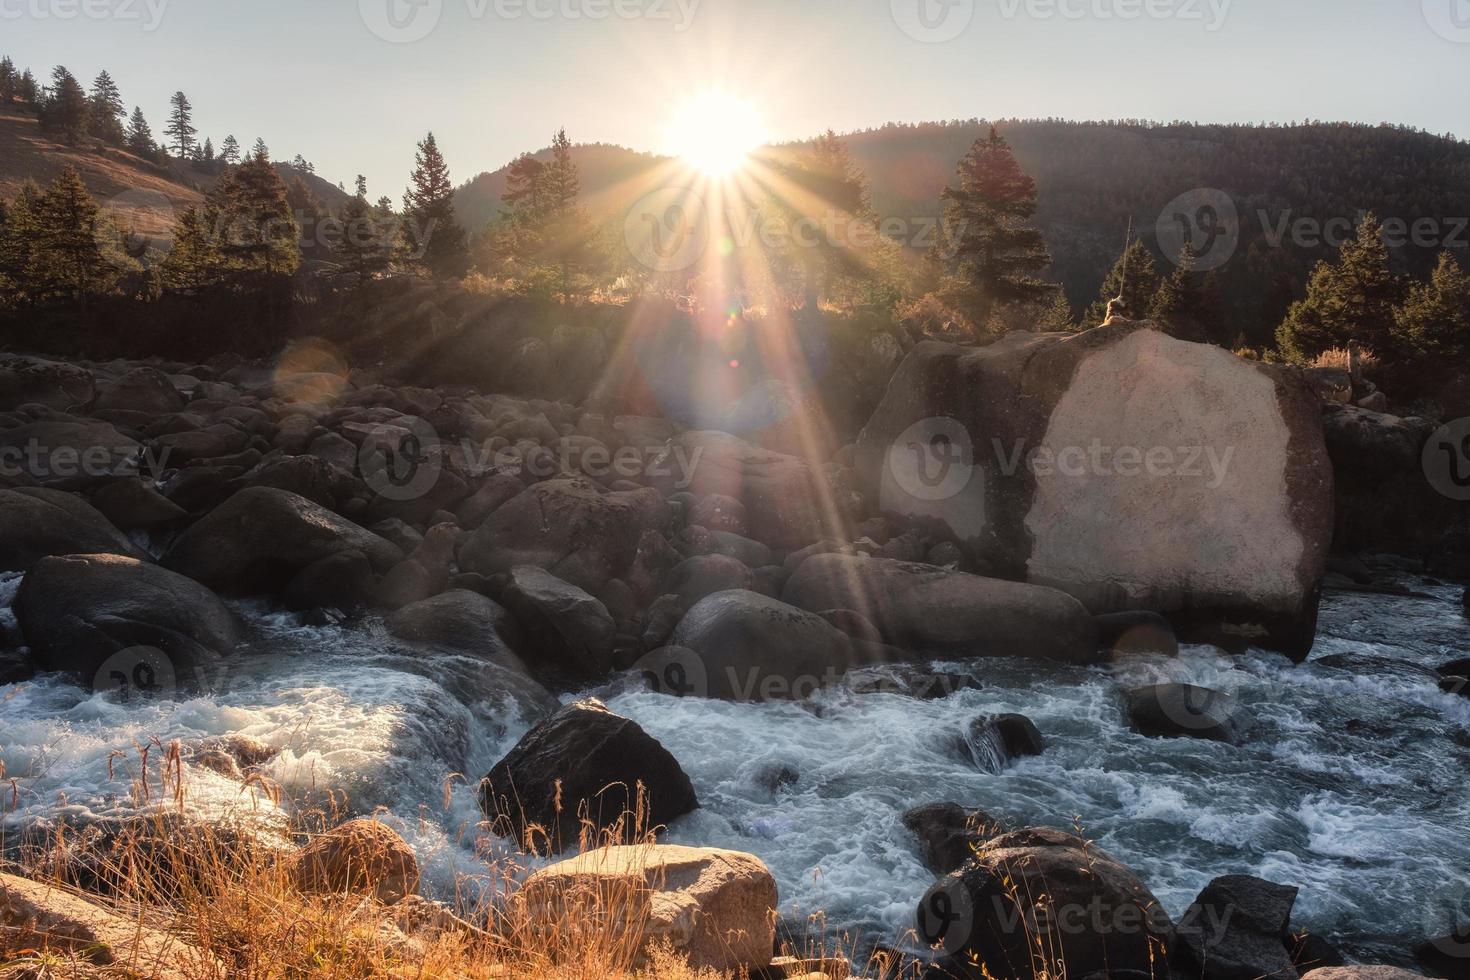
(90, 478), (188, 528)
(817, 608), (884, 644)
(0, 355), (95, 409)
(454, 472), (527, 527)
(1356, 390), (1388, 412)
(283, 549), (377, 612)
(0, 487), (141, 573)
(901, 802), (999, 876)
(641, 594), (686, 651)
(94, 366), (185, 415)
(459, 478), (662, 593)
(1288, 932), (1344, 972)
(1096, 610), (1180, 658)
(500, 565), (616, 679)
(369, 518), (424, 555)
(479, 699), (698, 854)
(707, 529), (773, 568)
(288, 818), (419, 904)
(667, 553), (756, 604)
(0, 650), (35, 685)
(1416, 931), (1470, 979)
(646, 430), (838, 549)
(961, 713), (1044, 773)
(783, 554), (1098, 663)
(153, 421), (254, 463)
(237, 453), (340, 509)
(690, 493), (748, 535)
(16, 553), (240, 681)
(1301, 970), (1420, 980)
(1174, 874), (1298, 980)
(669, 589), (861, 700)
(842, 663), (985, 700)
(520, 844), (776, 972)
(387, 589), (523, 660)
(1124, 683), (1248, 744)
(917, 826), (1172, 979)
(1312, 653), (1443, 683)
(1303, 366), (1353, 405)
(162, 487), (402, 593)
(0, 871), (224, 976)
(0, 419), (143, 488)
(857, 324), (1333, 660)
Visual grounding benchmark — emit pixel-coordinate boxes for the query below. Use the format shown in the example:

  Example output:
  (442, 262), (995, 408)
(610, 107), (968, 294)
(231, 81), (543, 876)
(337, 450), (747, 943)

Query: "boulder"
(0, 487), (141, 572)
(0, 355), (95, 410)
(459, 478), (662, 593)
(90, 479), (188, 528)
(1124, 684), (1248, 744)
(387, 589), (523, 661)
(479, 698), (697, 854)
(287, 818), (419, 904)
(454, 472), (527, 528)
(500, 565), (616, 679)
(1416, 932), (1470, 980)
(783, 554), (1098, 663)
(283, 549), (377, 611)
(856, 323), (1333, 659)
(0, 419), (143, 488)
(0, 871), (223, 976)
(93, 366), (185, 415)
(162, 487), (402, 593)
(645, 430), (840, 549)
(1301, 971), (1420, 980)
(152, 421), (254, 464)
(901, 802), (1000, 876)
(961, 713), (1044, 773)
(236, 453), (341, 509)
(1323, 405), (1452, 557)
(1174, 874), (1298, 980)
(917, 826), (1172, 979)
(16, 553), (240, 680)
(689, 493), (748, 535)
(520, 845), (776, 972)
(669, 589), (862, 700)
(1096, 610), (1180, 658)
(666, 553), (756, 604)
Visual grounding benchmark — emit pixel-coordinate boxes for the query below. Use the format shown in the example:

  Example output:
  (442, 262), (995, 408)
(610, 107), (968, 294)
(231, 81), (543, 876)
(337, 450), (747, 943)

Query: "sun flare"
(667, 91), (768, 177)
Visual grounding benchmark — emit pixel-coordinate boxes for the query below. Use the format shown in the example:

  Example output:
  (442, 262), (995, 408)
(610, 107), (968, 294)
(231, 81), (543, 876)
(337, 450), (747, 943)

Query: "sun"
(667, 91), (768, 177)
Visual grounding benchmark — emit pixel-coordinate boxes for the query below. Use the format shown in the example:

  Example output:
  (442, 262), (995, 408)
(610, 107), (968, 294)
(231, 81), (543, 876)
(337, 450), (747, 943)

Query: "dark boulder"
(0, 355), (95, 410)
(90, 479), (188, 529)
(1124, 683), (1248, 744)
(0, 488), (141, 572)
(1095, 610), (1179, 658)
(1173, 874), (1299, 980)
(901, 802), (999, 876)
(500, 565), (616, 679)
(94, 367), (185, 415)
(960, 713), (1044, 773)
(478, 698), (697, 854)
(666, 553), (755, 604)
(283, 550), (377, 612)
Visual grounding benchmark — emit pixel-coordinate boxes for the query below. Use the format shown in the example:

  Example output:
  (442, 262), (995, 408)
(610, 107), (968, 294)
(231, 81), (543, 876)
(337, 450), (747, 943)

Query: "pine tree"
(773, 129), (875, 308)
(544, 129), (579, 211)
(1084, 239), (1162, 327)
(1038, 288), (1075, 331)
(291, 154), (315, 174)
(160, 205), (217, 290)
(939, 126), (1052, 327)
(1275, 214), (1404, 362)
(208, 153), (300, 278)
(354, 174), (368, 198)
(251, 138), (269, 161)
(87, 70), (125, 144)
(32, 166), (107, 300)
(403, 132), (467, 277)
(124, 107), (155, 156)
(334, 184), (391, 288)
(0, 184), (44, 304)
(202, 137), (215, 161)
(0, 57), (17, 104)
(1149, 242), (1220, 338)
(40, 67), (90, 144)
(1392, 251), (1470, 358)
(164, 90), (196, 159)
(16, 70), (38, 105)
(220, 134), (240, 165)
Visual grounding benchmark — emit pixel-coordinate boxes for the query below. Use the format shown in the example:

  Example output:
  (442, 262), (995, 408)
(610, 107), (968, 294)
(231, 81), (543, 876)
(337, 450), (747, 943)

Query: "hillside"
(0, 105), (349, 234)
(456, 119), (1470, 345)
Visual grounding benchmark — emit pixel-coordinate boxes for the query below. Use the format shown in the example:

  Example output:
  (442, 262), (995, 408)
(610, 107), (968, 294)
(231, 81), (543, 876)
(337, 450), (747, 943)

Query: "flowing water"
(2, 570), (1467, 965)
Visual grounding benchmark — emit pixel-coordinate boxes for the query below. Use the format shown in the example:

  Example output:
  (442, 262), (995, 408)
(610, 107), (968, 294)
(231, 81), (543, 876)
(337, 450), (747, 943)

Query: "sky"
(4, 0), (1469, 198)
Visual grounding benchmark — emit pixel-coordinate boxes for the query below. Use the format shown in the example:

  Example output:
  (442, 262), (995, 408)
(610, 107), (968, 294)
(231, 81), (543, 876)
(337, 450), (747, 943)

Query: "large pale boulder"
(856, 322), (1333, 659)
(479, 698), (697, 854)
(0, 487), (141, 572)
(16, 553), (240, 680)
(0, 872), (224, 977)
(459, 478), (663, 593)
(521, 845), (777, 972)
(162, 486), (402, 593)
(917, 826), (1173, 979)
(783, 554), (1098, 663)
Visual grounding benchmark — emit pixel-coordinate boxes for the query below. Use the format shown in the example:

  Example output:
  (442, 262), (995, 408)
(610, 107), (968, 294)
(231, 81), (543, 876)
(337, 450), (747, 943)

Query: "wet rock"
(1124, 683), (1248, 744)
(1174, 874), (1298, 980)
(670, 589), (861, 700)
(162, 486), (402, 593)
(521, 845), (775, 972)
(16, 553), (240, 680)
(784, 554), (1098, 663)
(917, 826), (1172, 979)
(1096, 610), (1179, 658)
(386, 588), (523, 661)
(0, 650), (36, 685)
(0, 487), (140, 572)
(858, 324), (1333, 660)
(1312, 653), (1443, 683)
(479, 698), (698, 854)
(500, 565), (616, 679)
(842, 663), (985, 700)
(901, 802), (1000, 876)
(961, 713), (1044, 773)
(284, 549), (377, 612)
(288, 818), (419, 904)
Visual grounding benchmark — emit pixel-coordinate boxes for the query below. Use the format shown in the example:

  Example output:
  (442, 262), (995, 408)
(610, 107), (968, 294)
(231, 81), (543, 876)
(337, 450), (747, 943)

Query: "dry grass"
(1312, 345), (1380, 375)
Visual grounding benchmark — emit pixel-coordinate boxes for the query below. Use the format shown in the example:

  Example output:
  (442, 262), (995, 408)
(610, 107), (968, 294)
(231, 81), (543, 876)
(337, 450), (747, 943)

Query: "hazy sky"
(5, 0), (1468, 198)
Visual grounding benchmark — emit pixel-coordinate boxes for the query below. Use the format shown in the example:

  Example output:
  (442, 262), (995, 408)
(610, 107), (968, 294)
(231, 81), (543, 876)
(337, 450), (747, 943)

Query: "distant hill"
(456, 119), (1470, 345)
(0, 105), (349, 234)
